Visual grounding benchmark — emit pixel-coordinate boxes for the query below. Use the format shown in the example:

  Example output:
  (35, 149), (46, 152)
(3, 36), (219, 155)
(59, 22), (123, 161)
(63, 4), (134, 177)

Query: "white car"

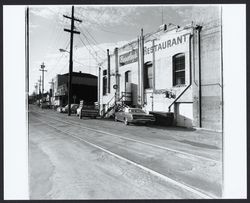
(62, 104), (79, 114)
(115, 107), (155, 125)
(57, 106), (63, 113)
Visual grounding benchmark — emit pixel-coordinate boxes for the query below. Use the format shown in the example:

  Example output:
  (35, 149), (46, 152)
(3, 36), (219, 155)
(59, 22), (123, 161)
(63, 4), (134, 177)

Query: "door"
(176, 103), (193, 128)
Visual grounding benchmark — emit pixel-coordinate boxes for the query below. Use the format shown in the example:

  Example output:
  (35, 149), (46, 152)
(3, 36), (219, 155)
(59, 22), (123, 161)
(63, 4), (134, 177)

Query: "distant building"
(99, 19), (223, 131)
(52, 71), (97, 107)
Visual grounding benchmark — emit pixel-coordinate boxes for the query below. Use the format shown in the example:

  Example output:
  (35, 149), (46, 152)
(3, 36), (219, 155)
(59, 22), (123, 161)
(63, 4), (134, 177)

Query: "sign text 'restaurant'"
(144, 33), (190, 55)
(119, 33), (190, 66)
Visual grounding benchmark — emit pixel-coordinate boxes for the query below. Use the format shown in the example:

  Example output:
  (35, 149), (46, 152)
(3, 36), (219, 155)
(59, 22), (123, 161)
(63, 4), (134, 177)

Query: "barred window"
(173, 53), (185, 86)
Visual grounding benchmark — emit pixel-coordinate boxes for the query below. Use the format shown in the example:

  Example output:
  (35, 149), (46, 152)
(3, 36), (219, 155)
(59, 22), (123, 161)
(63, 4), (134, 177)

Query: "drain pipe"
(98, 66), (101, 112)
(137, 36), (141, 106)
(114, 47), (119, 103)
(140, 28), (145, 106)
(197, 26), (202, 128)
(107, 49), (110, 94)
(168, 33), (193, 112)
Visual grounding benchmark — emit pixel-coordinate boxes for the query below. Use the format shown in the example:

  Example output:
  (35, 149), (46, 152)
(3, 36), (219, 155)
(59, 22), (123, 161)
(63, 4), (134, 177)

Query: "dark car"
(115, 107), (155, 125)
(40, 102), (50, 109)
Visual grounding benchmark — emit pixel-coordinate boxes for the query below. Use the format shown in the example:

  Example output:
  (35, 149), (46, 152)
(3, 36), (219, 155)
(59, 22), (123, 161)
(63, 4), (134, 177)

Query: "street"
(28, 105), (222, 199)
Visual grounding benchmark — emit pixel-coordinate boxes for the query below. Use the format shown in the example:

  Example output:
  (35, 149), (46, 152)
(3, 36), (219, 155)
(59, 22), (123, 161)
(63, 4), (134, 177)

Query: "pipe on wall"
(114, 47), (119, 102)
(140, 28), (144, 106)
(98, 66), (101, 112)
(168, 33), (193, 112)
(197, 26), (202, 128)
(137, 37), (141, 106)
(107, 49), (110, 93)
(152, 39), (156, 91)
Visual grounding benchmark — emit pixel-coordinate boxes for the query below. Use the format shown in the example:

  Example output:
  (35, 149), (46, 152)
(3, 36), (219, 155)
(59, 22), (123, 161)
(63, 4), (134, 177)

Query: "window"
(125, 71), (131, 83)
(103, 70), (107, 95)
(144, 61), (153, 89)
(173, 53), (185, 86)
(125, 70), (131, 92)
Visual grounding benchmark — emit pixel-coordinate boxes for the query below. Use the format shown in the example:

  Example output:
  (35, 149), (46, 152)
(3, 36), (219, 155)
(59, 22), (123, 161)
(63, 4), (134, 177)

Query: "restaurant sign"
(119, 33), (190, 66)
(144, 33), (190, 55)
(119, 49), (138, 66)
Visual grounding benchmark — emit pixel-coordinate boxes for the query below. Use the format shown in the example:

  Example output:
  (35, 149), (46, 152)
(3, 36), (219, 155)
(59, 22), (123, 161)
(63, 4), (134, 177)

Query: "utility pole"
(38, 77), (41, 94)
(63, 6), (82, 116)
(49, 79), (54, 107)
(39, 62), (47, 98)
(34, 83), (38, 102)
(38, 76), (42, 105)
(107, 49), (110, 93)
(26, 7), (29, 108)
(34, 83), (38, 95)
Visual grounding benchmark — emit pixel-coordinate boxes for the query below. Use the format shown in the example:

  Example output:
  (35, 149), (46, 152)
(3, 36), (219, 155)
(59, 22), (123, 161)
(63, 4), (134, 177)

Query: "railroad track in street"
(32, 114), (217, 199)
(32, 110), (221, 164)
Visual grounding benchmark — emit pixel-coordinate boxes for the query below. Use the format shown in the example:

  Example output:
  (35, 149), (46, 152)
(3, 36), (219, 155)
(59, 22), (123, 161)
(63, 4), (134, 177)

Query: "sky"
(29, 5), (220, 94)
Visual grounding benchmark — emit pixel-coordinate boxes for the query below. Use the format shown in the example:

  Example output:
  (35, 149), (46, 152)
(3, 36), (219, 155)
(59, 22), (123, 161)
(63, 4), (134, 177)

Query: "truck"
(76, 100), (99, 119)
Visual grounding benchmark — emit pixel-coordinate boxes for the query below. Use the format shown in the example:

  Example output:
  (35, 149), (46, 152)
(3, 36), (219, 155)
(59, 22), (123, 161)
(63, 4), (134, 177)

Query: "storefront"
(52, 72), (98, 107)
(99, 19), (222, 131)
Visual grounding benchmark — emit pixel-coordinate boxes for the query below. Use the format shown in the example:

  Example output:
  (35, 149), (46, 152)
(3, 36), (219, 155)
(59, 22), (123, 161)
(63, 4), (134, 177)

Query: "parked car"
(57, 106), (63, 113)
(114, 107), (155, 125)
(40, 102), (50, 109)
(61, 104), (79, 114)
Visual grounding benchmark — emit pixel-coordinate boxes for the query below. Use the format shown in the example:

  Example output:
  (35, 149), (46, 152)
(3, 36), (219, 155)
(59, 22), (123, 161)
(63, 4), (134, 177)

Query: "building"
(52, 71), (97, 107)
(99, 19), (223, 131)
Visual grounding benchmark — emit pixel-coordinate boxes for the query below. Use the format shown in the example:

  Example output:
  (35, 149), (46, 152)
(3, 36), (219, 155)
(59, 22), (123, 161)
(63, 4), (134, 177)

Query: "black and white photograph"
(3, 3), (247, 200)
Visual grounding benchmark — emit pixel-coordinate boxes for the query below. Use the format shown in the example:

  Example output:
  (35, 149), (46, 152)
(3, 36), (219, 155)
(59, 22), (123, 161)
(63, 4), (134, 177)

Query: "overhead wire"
(45, 38), (70, 80)
(75, 8), (134, 36)
(78, 35), (103, 65)
(43, 8), (73, 81)
(77, 24), (106, 54)
(76, 26), (105, 61)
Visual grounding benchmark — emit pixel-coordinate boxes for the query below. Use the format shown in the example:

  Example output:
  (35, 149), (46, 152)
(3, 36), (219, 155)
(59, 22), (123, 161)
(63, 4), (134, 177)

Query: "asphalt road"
(28, 105), (222, 199)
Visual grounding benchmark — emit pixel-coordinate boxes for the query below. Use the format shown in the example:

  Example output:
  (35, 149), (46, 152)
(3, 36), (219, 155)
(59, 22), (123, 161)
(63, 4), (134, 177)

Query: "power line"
(57, 60), (69, 74)
(77, 26), (105, 61)
(77, 25), (106, 54)
(44, 39), (70, 81)
(73, 59), (98, 67)
(78, 35), (104, 65)
(75, 10), (134, 36)
(79, 28), (103, 58)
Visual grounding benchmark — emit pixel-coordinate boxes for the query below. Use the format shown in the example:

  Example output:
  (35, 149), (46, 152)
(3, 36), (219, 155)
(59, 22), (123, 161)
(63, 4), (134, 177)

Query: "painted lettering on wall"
(119, 33), (190, 66)
(119, 49), (138, 66)
(144, 33), (190, 55)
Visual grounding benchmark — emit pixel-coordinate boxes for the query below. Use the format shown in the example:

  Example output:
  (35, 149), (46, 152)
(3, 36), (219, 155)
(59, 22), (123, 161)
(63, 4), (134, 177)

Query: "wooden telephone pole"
(49, 79), (54, 107)
(38, 76), (42, 105)
(39, 62), (47, 96)
(63, 6), (82, 116)
(34, 83), (38, 95)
